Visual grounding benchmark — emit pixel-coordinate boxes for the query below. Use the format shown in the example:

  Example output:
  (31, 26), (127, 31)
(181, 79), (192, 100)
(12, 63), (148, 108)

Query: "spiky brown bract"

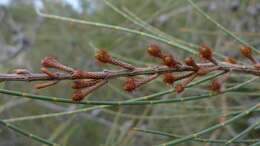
(95, 49), (111, 63)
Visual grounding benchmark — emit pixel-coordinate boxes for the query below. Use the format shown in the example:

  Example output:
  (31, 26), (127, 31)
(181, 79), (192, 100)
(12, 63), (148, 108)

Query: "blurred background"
(0, 0), (260, 146)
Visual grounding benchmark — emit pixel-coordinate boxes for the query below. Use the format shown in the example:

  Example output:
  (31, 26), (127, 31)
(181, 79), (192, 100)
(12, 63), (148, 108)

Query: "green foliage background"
(0, 0), (259, 146)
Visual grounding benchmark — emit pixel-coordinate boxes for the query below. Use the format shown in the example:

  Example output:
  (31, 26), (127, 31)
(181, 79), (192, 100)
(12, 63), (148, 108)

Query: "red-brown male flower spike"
(147, 44), (163, 58)
(96, 49), (135, 70)
(162, 55), (179, 68)
(71, 80), (107, 101)
(163, 73), (175, 84)
(41, 56), (74, 73)
(184, 56), (199, 69)
(72, 70), (109, 79)
(72, 79), (101, 89)
(240, 46), (256, 64)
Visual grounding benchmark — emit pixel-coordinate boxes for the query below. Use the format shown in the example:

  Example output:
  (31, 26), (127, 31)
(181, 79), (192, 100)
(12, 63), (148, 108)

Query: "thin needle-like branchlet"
(224, 121), (260, 146)
(157, 103), (259, 146)
(36, 9), (196, 54)
(133, 128), (258, 144)
(187, 0), (260, 54)
(0, 119), (60, 146)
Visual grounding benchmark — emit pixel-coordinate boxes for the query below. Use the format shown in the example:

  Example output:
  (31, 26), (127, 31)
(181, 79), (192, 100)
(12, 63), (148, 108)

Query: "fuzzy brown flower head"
(163, 73), (175, 84)
(225, 57), (237, 64)
(123, 78), (137, 92)
(162, 55), (178, 68)
(175, 83), (184, 93)
(147, 44), (162, 58)
(240, 46), (252, 58)
(209, 79), (221, 92)
(199, 45), (213, 60)
(41, 56), (59, 68)
(95, 49), (111, 63)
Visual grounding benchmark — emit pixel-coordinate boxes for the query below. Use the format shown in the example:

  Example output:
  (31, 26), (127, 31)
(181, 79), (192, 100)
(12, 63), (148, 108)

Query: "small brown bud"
(175, 73), (197, 93)
(95, 49), (111, 63)
(209, 79), (221, 92)
(123, 74), (158, 92)
(175, 84), (184, 93)
(240, 46), (256, 63)
(41, 56), (74, 73)
(147, 44), (162, 58)
(162, 55), (178, 68)
(71, 90), (85, 101)
(96, 49), (135, 70)
(199, 45), (213, 60)
(163, 73), (175, 84)
(184, 57), (199, 69)
(123, 78), (137, 92)
(71, 80), (107, 101)
(240, 46), (252, 58)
